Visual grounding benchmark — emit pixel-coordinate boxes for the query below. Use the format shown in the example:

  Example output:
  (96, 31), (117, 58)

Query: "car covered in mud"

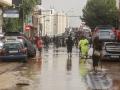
(0, 41), (27, 62)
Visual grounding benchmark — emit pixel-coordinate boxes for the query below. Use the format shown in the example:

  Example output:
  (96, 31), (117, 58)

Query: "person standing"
(78, 36), (89, 59)
(44, 34), (49, 48)
(36, 37), (43, 57)
(66, 36), (74, 57)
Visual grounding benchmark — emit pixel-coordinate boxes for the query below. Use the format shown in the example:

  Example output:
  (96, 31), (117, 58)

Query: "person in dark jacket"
(66, 36), (74, 57)
(92, 37), (103, 72)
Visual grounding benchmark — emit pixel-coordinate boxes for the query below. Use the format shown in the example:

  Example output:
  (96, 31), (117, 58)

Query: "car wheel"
(31, 49), (36, 58)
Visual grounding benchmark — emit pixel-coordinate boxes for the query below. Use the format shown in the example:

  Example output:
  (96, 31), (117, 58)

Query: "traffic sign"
(25, 25), (31, 31)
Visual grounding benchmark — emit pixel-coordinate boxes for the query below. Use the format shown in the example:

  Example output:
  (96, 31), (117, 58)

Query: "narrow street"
(0, 45), (119, 90)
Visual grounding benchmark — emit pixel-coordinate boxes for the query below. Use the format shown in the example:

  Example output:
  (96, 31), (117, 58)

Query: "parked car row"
(93, 25), (120, 60)
(0, 32), (36, 62)
(92, 25), (116, 42)
(0, 41), (27, 62)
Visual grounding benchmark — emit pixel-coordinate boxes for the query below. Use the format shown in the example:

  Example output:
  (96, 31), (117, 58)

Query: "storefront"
(0, 0), (12, 33)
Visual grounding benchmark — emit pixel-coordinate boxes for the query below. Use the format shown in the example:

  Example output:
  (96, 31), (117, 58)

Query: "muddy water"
(1, 47), (120, 90)
(102, 61), (120, 90)
(14, 47), (88, 90)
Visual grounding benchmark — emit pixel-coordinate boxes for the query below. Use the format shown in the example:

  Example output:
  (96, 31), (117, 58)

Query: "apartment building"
(41, 9), (69, 36)
(53, 12), (69, 36)
(41, 9), (54, 36)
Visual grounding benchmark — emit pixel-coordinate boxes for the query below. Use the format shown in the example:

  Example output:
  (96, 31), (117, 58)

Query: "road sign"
(25, 25), (31, 31)
(3, 9), (19, 18)
(25, 25), (33, 32)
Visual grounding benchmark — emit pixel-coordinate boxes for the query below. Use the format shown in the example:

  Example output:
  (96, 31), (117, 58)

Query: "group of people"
(33, 34), (102, 73)
(66, 35), (102, 73)
(66, 35), (89, 58)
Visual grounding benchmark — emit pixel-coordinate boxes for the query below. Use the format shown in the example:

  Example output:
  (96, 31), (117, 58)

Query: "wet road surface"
(15, 46), (88, 90)
(0, 45), (120, 90)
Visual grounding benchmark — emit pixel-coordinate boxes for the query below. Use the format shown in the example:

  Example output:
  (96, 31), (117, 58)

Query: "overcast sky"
(41, 0), (87, 27)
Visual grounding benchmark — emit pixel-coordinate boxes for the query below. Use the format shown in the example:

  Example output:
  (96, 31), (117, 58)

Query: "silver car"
(98, 29), (116, 41)
(101, 42), (120, 60)
(93, 25), (116, 41)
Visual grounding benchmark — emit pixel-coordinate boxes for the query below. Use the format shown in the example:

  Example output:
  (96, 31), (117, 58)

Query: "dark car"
(17, 36), (36, 57)
(4, 32), (36, 57)
(93, 25), (116, 41)
(0, 41), (27, 62)
(101, 42), (120, 60)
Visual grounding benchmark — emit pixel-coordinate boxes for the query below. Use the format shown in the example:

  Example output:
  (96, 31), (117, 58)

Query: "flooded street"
(0, 46), (120, 90)
(15, 46), (88, 90)
(1, 0), (120, 90)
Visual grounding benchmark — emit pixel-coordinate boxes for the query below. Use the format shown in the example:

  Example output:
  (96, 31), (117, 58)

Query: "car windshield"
(99, 31), (110, 36)
(99, 28), (112, 30)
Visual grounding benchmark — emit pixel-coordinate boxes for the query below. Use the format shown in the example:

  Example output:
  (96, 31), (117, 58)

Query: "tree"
(81, 0), (119, 29)
(3, 0), (41, 32)
(20, 0), (39, 20)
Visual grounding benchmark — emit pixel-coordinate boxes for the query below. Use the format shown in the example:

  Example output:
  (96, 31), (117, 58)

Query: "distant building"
(53, 12), (69, 36)
(40, 9), (69, 37)
(41, 9), (54, 36)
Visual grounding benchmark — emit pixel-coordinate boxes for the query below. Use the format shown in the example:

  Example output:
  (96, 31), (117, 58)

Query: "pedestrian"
(78, 36), (89, 59)
(66, 36), (74, 57)
(44, 34), (49, 48)
(92, 37), (102, 73)
(36, 37), (43, 57)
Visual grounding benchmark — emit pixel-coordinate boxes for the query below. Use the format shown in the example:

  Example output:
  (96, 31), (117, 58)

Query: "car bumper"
(102, 53), (120, 60)
(0, 55), (27, 60)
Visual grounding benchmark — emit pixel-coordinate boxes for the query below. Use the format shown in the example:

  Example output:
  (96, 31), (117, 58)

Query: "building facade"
(53, 12), (69, 36)
(116, 0), (119, 9)
(41, 10), (69, 36)
(41, 9), (54, 36)
(0, 0), (12, 33)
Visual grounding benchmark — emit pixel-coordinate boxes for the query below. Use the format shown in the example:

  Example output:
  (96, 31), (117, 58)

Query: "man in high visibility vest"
(78, 36), (89, 58)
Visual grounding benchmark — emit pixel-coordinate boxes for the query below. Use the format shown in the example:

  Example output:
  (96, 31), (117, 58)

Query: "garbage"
(16, 77), (31, 86)
(16, 81), (30, 86)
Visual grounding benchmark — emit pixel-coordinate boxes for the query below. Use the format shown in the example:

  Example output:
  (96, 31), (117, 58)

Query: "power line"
(68, 15), (80, 17)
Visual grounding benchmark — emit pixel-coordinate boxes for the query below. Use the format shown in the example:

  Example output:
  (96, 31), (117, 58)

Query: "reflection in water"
(15, 57), (43, 90)
(112, 79), (120, 90)
(79, 58), (88, 78)
(44, 46), (49, 52)
(66, 56), (72, 71)
(18, 57), (42, 80)
(13, 47), (88, 90)
(53, 48), (59, 56)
